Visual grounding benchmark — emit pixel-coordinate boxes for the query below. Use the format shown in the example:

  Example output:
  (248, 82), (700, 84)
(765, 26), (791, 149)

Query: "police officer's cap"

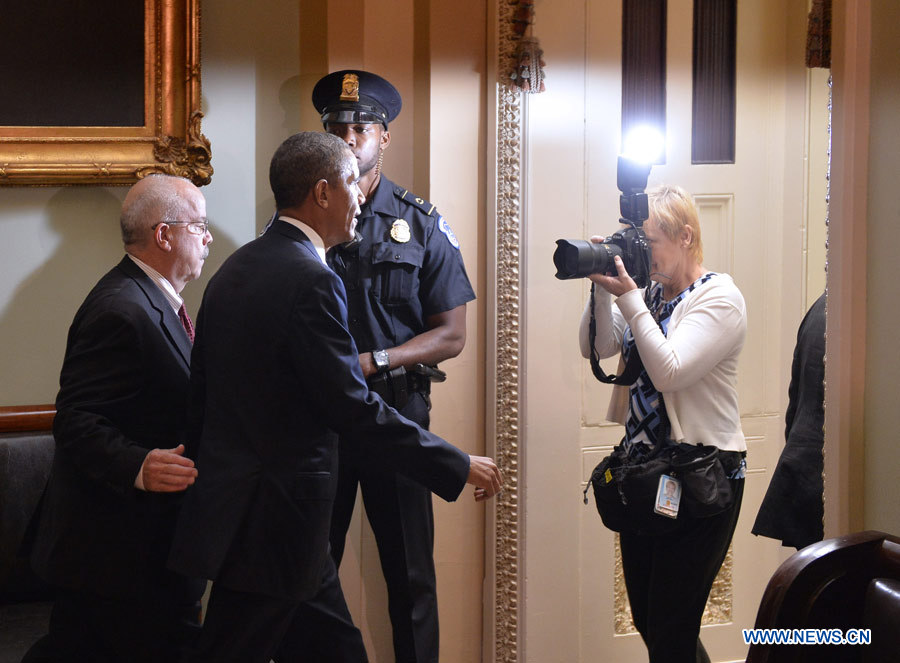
(312, 70), (402, 128)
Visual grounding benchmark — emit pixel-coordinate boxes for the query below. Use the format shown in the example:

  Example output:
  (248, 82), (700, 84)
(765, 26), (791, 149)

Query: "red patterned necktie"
(178, 304), (195, 343)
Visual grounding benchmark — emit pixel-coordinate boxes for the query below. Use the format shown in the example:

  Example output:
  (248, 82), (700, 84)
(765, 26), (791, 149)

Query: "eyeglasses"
(155, 219), (211, 235)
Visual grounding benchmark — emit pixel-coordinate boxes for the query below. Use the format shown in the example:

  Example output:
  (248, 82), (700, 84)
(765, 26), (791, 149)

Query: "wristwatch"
(372, 349), (390, 373)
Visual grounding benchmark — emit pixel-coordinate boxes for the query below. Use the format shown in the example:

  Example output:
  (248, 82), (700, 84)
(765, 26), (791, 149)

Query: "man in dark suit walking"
(28, 174), (213, 662)
(168, 132), (501, 663)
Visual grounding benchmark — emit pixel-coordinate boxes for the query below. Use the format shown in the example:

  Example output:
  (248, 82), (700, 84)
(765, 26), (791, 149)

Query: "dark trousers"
(620, 477), (745, 663)
(329, 392), (438, 663)
(190, 556), (367, 663)
(21, 583), (203, 663)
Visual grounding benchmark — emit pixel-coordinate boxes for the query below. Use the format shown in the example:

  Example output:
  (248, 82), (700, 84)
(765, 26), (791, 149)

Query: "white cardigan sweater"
(579, 274), (748, 452)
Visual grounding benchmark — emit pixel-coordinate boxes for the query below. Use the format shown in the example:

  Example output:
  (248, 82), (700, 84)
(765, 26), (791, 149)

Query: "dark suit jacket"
(168, 221), (470, 601)
(32, 256), (202, 602)
(752, 292), (825, 549)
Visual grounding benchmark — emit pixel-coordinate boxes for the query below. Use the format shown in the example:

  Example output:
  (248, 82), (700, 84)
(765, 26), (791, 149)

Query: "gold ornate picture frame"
(0, 0), (211, 187)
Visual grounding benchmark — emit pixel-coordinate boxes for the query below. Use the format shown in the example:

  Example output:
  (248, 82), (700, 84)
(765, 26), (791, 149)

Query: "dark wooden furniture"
(0, 405), (55, 663)
(747, 530), (900, 663)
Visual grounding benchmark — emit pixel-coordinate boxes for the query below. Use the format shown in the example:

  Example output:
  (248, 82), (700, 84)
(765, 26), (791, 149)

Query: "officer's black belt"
(367, 367), (430, 409)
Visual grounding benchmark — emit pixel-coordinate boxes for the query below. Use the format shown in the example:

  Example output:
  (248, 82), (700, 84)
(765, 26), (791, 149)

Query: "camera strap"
(587, 283), (645, 385)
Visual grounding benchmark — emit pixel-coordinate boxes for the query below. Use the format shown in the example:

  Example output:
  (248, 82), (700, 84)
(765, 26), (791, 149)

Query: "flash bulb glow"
(622, 126), (665, 165)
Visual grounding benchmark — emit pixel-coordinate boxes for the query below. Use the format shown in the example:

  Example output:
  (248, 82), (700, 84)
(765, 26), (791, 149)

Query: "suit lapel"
(116, 256), (193, 369)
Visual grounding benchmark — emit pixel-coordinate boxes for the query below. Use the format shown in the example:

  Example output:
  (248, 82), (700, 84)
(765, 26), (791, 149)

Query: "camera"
(553, 226), (650, 287)
(552, 155), (653, 287)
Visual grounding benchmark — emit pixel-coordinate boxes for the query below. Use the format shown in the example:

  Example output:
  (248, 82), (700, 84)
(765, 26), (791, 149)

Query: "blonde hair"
(647, 184), (703, 264)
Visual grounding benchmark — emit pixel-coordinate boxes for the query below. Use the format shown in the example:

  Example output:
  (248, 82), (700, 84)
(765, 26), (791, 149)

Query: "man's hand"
(467, 455), (503, 502)
(139, 444), (198, 492)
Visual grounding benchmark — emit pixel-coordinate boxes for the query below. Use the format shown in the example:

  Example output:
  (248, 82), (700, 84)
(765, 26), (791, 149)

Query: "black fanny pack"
(584, 440), (737, 536)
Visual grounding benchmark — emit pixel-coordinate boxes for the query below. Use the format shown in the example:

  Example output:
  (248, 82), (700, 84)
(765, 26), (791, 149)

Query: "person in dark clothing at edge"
(311, 69), (477, 663)
(752, 292), (826, 550)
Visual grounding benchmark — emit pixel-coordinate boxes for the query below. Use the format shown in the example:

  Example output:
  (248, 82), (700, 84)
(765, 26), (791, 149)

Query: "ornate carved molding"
(493, 0), (523, 660)
(144, 112), (213, 185)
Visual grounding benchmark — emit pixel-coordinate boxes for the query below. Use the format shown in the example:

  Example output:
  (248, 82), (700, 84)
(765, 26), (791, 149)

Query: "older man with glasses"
(26, 174), (212, 663)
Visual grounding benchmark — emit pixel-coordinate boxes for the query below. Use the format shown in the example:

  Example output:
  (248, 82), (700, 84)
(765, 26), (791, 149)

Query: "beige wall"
(805, 67), (829, 309)
(0, 186), (125, 404)
(861, 0), (900, 533)
(825, 0), (900, 538)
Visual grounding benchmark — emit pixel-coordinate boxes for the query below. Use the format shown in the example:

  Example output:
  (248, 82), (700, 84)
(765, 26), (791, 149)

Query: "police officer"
(312, 70), (476, 663)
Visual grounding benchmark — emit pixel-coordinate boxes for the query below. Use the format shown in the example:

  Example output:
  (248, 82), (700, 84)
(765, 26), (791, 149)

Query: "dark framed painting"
(0, 0), (212, 186)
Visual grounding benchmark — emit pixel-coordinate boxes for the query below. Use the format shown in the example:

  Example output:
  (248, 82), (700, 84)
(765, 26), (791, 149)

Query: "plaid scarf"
(622, 272), (717, 457)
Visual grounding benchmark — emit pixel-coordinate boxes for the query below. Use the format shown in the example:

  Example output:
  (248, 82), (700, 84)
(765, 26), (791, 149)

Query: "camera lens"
(553, 239), (622, 280)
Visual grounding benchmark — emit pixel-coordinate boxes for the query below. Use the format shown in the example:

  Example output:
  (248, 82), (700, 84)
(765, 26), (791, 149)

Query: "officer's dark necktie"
(178, 304), (195, 343)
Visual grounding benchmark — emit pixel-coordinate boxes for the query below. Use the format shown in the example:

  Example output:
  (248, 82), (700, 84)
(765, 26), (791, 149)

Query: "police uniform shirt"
(329, 175), (475, 352)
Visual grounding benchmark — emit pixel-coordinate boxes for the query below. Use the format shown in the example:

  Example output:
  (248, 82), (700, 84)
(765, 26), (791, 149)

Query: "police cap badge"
(312, 70), (402, 128)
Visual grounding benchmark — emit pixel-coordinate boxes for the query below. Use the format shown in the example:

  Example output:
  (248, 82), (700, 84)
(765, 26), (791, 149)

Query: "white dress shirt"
(277, 215), (328, 266)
